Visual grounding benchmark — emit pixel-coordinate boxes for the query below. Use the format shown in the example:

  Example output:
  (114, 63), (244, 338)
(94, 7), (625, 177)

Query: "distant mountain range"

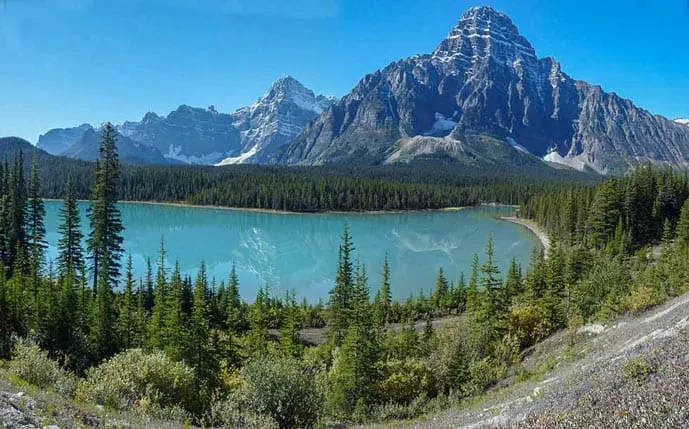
(37, 77), (336, 165)
(35, 7), (689, 174)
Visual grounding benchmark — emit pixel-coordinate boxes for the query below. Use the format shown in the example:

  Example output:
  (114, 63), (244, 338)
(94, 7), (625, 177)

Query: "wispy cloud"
(221, 0), (340, 19)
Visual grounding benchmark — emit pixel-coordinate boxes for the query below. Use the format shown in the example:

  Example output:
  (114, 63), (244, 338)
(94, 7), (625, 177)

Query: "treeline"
(521, 166), (689, 249)
(0, 137), (598, 212)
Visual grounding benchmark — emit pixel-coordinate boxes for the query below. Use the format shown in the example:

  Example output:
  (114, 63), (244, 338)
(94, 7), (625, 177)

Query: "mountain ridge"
(277, 6), (689, 174)
(37, 77), (336, 165)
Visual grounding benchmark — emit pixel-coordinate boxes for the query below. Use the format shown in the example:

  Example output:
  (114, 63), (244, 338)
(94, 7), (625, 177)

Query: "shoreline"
(500, 216), (550, 256)
(46, 198), (471, 216)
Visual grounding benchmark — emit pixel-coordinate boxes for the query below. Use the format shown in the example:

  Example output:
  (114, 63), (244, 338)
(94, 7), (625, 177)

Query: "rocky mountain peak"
(432, 5), (537, 71)
(255, 76), (331, 115)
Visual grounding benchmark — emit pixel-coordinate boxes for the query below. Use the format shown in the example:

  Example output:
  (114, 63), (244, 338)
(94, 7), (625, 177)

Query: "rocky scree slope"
(369, 290), (689, 428)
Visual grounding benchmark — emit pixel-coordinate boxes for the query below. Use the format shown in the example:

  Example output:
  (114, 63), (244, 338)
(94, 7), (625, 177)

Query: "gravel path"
(374, 291), (689, 428)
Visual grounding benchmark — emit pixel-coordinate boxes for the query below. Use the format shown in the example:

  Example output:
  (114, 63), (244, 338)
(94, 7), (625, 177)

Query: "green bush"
(377, 358), (434, 404)
(622, 355), (653, 383)
(75, 348), (195, 414)
(225, 356), (325, 429)
(9, 340), (76, 396)
(209, 400), (279, 429)
(463, 358), (496, 397)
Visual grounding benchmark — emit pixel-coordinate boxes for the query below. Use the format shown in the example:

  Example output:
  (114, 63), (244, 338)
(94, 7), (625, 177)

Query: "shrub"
(377, 358), (434, 404)
(75, 348), (195, 414)
(9, 340), (76, 396)
(622, 355), (654, 383)
(507, 303), (552, 349)
(227, 356), (325, 429)
(627, 283), (662, 314)
(462, 358), (496, 397)
(209, 400), (279, 429)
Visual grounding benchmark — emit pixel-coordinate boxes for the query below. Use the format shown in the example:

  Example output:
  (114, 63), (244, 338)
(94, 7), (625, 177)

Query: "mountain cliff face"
(63, 128), (173, 165)
(279, 7), (689, 173)
(218, 77), (336, 165)
(117, 106), (242, 164)
(37, 77), (334, 165)
(37, 124), (93, 155)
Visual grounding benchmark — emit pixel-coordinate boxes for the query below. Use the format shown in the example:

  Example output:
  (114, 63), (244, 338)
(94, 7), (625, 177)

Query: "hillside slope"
(372, 290), (689, 428)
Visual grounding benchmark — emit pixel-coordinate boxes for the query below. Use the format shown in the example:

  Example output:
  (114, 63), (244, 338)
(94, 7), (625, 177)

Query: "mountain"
(279, 6), (689, 174)
(63, 128), (173, 165)
(37, 124), (93, 155)
(117, 106), (242, 164)
(218, 76), (336, 165)
(675, 118), (689, 126)
(38, 77), (334, 165)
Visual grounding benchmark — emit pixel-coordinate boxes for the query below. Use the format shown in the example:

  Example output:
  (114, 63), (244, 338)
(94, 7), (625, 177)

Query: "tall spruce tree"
(117, 255), (139, 349)
(373, 253), (392, 327)
(57, 176), (84, 279)
(188, 262), (216, 386)
(27, 154), (46, 281)
(87, 123), (124, 292)
(328, 224), (355, 346)
(8, 151), (27, 275)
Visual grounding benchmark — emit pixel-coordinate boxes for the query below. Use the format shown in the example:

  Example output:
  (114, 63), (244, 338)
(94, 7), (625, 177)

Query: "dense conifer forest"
(2, 132), (689, 427)
(1, 136), (598, 212)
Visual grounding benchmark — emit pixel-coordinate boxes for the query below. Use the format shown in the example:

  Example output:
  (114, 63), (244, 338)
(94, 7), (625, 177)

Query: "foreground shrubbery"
(9, 340), (76, 396)
(75, 348), (195, 418)
(213, 356), (325, 429)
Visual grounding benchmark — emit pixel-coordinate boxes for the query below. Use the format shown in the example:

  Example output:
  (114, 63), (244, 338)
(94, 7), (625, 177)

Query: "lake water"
(44, 202), (541, 303)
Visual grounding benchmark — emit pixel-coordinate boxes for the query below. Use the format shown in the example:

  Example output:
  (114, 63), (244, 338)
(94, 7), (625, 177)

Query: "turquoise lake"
(43, 202), (541, 303)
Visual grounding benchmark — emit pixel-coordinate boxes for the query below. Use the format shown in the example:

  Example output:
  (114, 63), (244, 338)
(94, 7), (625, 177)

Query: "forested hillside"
(1, 136), (598, 211)
(2, 131), (689, 427)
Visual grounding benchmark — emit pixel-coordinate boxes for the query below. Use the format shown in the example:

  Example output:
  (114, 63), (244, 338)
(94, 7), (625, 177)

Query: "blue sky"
(1, 0), (688, 142)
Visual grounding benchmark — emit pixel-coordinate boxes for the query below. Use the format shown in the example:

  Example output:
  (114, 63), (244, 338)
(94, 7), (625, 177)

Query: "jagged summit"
(432, 5), (536, 69)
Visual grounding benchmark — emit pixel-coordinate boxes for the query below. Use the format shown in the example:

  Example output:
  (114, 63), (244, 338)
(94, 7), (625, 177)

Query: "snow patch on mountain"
(216, 145), (259, 166)
(674, 118), (689, 126)
(424, 113), (457, 136)
(166, 145), (228, 165)
(543, 150), (588, 171)
(506, 137), (530, 154)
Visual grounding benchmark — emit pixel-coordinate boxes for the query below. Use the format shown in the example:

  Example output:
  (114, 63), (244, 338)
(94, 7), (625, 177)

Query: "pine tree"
(245, 286), (270, 357)
(466, 254), (481, 313)
(57, 176), (84, 279)
(226, 263), (243, 332)
(148, 239), (168, 350)
(328, 224), (355, 346)
(373, 253), (392, 327)
(87, 123), (124, 292)
(117, 255), (138, 349)
(279, 290), (303, 358)
(453, 273), (467, 313)
(188, 262), (216, 386)
(27, 154), (46, 286)
(90, 257), (117, 360)
(164, 262), (187, 361)
(0, 161), (8, 268)
(504, 257), (522, 304)
(676, 199), (689, 246)
(8, 151), (27, 275)
(329, 265), (379, 419)
(433, 267), (449, 314)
